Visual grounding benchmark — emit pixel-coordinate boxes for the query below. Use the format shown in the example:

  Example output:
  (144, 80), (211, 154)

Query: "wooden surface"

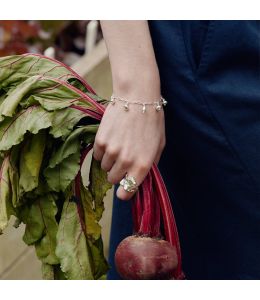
(0, 39), (113, 280)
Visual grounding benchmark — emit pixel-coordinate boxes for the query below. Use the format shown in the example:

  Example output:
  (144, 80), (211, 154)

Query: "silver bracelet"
(109, 94), (167, 113)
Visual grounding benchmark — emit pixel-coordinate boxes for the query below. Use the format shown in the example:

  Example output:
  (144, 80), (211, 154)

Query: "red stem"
(131, 184), (144, 234)
(150, 164), (184, 279)
(151, 181), (161, 238)
(138, 174), (152, 235)
(41, 75), (105, 115)
(138, 172), (161, 237)
(74, 144), (93, 234)
(70, 104), (102, 121)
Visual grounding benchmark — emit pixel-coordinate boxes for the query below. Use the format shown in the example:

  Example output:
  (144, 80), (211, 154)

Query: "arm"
(93, 20), (165, 200)
(100, 21), (160, 99)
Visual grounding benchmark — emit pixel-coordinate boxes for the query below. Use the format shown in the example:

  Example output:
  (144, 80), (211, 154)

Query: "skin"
(93, 21), (165, 200)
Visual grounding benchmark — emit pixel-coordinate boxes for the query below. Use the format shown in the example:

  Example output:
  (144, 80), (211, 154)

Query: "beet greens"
(0, 54), (110, 279)
(0, 53), (184, 280)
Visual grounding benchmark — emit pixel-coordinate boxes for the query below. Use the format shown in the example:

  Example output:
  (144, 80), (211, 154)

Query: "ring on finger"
(119, 174), (138, 193)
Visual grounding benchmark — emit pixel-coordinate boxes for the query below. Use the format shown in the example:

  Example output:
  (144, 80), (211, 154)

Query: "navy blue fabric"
(107, 21), (260, 280)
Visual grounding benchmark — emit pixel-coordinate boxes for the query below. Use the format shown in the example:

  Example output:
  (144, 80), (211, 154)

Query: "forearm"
(100, 20), (160, 101)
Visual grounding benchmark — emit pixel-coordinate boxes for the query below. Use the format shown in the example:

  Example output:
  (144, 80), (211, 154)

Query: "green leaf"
(42, 263), (67, 280)
(8, 147), (20, 207)
(22, 193), (59, 265)
(0, 106), (53, 152)
(42, 263), (55, 280)
(44, 152), (80, 193)
(80, 183), (101, 241)
(48, 125), (98, 169)
(0, 156), (15, 233)
(88, 237), (109, 280)
(23, 77), (91, 112)
(49, 107), (87, 140)
(56, 199), (94, 279)
(19, 131), (46, 195)
(0, 76), (40, 121)
(89, 158), (112, 221)
(44, 125), (98, 192)
(0, 54), (75, 89)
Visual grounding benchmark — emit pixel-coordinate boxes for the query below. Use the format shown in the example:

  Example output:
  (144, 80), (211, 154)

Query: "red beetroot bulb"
(115, 235), (178, 280)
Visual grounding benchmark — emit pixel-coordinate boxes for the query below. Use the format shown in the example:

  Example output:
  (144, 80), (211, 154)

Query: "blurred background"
(0, 20), (114, 279)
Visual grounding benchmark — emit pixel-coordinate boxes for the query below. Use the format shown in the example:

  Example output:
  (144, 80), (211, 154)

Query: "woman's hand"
(93, 95), (166, 201)
(96, 20), (165, 200)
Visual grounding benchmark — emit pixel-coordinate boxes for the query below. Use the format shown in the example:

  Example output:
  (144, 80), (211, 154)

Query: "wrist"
(112, 68), (161, 103)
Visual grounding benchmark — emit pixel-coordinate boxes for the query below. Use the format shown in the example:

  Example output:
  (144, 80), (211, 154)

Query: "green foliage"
(0, 54), (111, 279)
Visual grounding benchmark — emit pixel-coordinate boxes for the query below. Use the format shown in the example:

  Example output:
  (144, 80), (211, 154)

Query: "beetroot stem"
(74, 144), (93, 234)
(151, 181), (161, 238)
(151, 164), (184, 279)
(138, 172), (160, 237)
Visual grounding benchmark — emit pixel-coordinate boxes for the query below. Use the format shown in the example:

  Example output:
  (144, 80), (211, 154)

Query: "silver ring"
(119, 174), (138, 193)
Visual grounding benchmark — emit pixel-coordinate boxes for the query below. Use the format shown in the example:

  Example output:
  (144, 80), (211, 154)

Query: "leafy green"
(19, 131), (46, 195)
(0, 54), (111, 280)
(42, 263), (55, 280)
(44, 125), (98, 192)
(56, 199), (94, 280)
(0, 76), (40, 120)
(89, 159), (112, 221)
(49, 107), (87, 139)
(0, 106), (53, 152)
(0, 156), (15, 233)
(22, 193), (59, 264)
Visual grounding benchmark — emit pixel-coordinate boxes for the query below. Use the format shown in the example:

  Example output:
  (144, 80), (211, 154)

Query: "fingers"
(107, 155), (132, 184)
(100, 147), (118, 172)
(93, 136), (106, 161)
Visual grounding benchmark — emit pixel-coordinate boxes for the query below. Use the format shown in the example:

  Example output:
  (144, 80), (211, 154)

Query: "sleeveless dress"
(107, 21), (260, 279)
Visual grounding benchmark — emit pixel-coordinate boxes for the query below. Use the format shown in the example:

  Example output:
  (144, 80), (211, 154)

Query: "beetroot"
(115, 166), (185, 280)
(115, 236), (178, 280)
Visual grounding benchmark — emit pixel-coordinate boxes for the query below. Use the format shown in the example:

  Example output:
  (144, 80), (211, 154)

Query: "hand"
(93, 97), (166, 201)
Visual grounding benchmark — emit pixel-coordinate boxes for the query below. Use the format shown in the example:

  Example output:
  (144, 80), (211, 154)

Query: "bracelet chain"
(110, 94), (167, 113)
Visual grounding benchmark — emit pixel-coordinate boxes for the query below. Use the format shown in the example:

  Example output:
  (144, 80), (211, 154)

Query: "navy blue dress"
(107, 21), (260, 279)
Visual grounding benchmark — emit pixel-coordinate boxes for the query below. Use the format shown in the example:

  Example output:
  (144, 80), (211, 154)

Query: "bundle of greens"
(0, 53), (112, 279)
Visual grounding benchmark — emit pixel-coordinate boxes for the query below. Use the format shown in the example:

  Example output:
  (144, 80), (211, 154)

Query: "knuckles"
(106, 147), (119, 158)
(94, 137), (107, 150)
(118, 156), (133, 168)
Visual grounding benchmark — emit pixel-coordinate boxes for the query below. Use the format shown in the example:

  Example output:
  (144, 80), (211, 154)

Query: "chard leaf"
(89, 159), (112, 221)
(0, 106), (53, 152)
(22, 193), (59, 264)
(56, 199), (94, 280)
(0, 156), (15, 233)
(19, 131), (46, 195)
